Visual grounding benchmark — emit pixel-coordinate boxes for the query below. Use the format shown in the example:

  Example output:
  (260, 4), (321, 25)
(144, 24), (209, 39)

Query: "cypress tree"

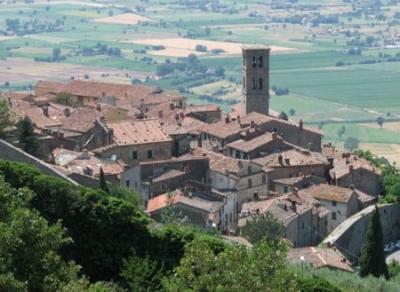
(99, 166), (109, 194)
(16, 116), (41, 157)
(359, 205), (389, 279)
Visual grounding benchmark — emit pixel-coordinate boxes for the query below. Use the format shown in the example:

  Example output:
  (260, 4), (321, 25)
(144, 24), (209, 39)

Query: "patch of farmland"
(359, 142), (400, 168)
(92, 13), (154, 25)
(130, 38), (298, 57)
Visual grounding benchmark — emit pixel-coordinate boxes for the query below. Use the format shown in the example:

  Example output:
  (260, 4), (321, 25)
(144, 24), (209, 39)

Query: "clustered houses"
(3, 45), (380, 253)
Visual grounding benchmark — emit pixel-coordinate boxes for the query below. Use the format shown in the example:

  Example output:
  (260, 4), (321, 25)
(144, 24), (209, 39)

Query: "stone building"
(241, 44), (270, 116)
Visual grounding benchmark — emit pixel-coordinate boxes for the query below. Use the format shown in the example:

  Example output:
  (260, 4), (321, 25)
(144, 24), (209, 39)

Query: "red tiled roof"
(304, 184), (354, 203)
(253, 149), (326, 168)
(226, 132), (274, 152)
(108, 119), (172, 146)
(287, 247), (353, 272)
(147, 191), (223, 214)
(189, 147), (247, 175)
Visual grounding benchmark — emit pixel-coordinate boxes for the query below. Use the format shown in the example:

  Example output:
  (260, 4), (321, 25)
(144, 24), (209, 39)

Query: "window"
(258, 56), (263, 68)
(229, 148), (233, 156)
(243, 77), (245, 88)
(284, 186), (288, 193)
(259, 78), (263, 90)
(262, 175), (266, 184)
(147, 150), (153, 158)
(252, 78), (257, 90)
(332, 212), (337, 220)
(125, 179), (130, 187)
(248, 179), (252, 188)
(252, 56), (257, 67)
(132, 151), (138, 160)
(160, 184), (167, 191)
(332, 201), (337, 206)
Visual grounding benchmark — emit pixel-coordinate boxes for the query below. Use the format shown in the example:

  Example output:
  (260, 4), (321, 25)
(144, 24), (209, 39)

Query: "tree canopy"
(344, 136), (359, 151)
(0, 95), (14, 138)
(15, 116), (41, 157)
(240, 212), (285, 246)
(359, 206), (389, 279)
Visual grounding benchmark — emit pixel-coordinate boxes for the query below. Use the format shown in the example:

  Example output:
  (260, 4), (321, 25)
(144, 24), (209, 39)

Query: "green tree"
(240, 212), (285, 245)
(99, 166), (109, 194)
(344, 136), (359, 151)
(53, 47), (61, 59)
(0, 178), (84, 291)
(0, 95), (14, 138)
(289, 108), (296, 116)
(376, 116), (385, 128)
(15, 116), (41, 157)
(156, 63), (174, 79)
(163, 239), (297, 291)
(297, 275), (342, 292)
(359, 206), (389, 279)
(53, 92), (77, 107)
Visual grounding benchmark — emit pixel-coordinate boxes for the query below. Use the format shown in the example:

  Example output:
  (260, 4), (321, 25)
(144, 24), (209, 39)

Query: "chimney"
(102, 92), (105, 97)
(237, 115), (241, 124)
(250, 120), (255, 128)
(170, 103), (175, 110)
(158, 109), (163, 118)
(86, 166), (93, 176)
(108, 128), (114, 137)
(299, 119), (303, 129)
(285, 158), (290, 165)
(237, 160), (243, 169)
(225, 116), (230, 123)
(197, 136), (202, 148)
(180, 112), (184, 118)
(349, 165), (354, 173)
(175, 113), (180, 120)
(291, 200), (297, 213)
(64, 108), (70, 117)
(58, 132), (64, 139)
(42, 106), (49, 117)
(96, 104), (101, 111)
(278, 154), (283, 165)
(293, 187), (298, 196)
(223, 146), (228, 156)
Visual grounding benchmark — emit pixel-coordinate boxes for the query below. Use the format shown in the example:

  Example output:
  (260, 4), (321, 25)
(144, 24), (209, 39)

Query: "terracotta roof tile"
(304, 184), (354, 203)
(287, 247), (353, 272)
(143, 169), (185, 184)
(146, 191), (223, 214)
(226, 132), (274, 152)
(189, 147), (246, 175)
(107, 119), (172, 146)
(253, 149), (326, 168)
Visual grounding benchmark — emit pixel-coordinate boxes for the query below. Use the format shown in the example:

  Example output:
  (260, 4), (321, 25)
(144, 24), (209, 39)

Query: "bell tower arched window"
(258, 56), (263, 68)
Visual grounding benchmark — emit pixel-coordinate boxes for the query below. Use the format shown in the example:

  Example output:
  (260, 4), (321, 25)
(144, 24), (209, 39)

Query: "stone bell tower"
(241, 44), (270, 116)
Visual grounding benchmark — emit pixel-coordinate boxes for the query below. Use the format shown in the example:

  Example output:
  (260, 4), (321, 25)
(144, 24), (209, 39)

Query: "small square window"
(132, 151), (138, 160)
(332, 212), (337, 220)
(147, 150), (153, 158)
(332, 201), (337, 206)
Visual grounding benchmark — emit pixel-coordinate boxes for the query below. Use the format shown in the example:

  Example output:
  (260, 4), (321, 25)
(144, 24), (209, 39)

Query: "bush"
(195, 44), (207, 52)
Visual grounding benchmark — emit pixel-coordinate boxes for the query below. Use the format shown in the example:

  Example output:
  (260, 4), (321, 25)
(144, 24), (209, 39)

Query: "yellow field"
(92, 13), (154, 25)
(130, 38), (298, 57)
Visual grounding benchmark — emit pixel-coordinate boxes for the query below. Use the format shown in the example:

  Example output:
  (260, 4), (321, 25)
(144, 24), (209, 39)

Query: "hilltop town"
(1, 45), (386, 272)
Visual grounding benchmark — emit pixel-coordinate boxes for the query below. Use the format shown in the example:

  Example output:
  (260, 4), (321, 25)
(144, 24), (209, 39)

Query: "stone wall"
(0, 139), (77, 185)
(323, 203), (400, 264)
